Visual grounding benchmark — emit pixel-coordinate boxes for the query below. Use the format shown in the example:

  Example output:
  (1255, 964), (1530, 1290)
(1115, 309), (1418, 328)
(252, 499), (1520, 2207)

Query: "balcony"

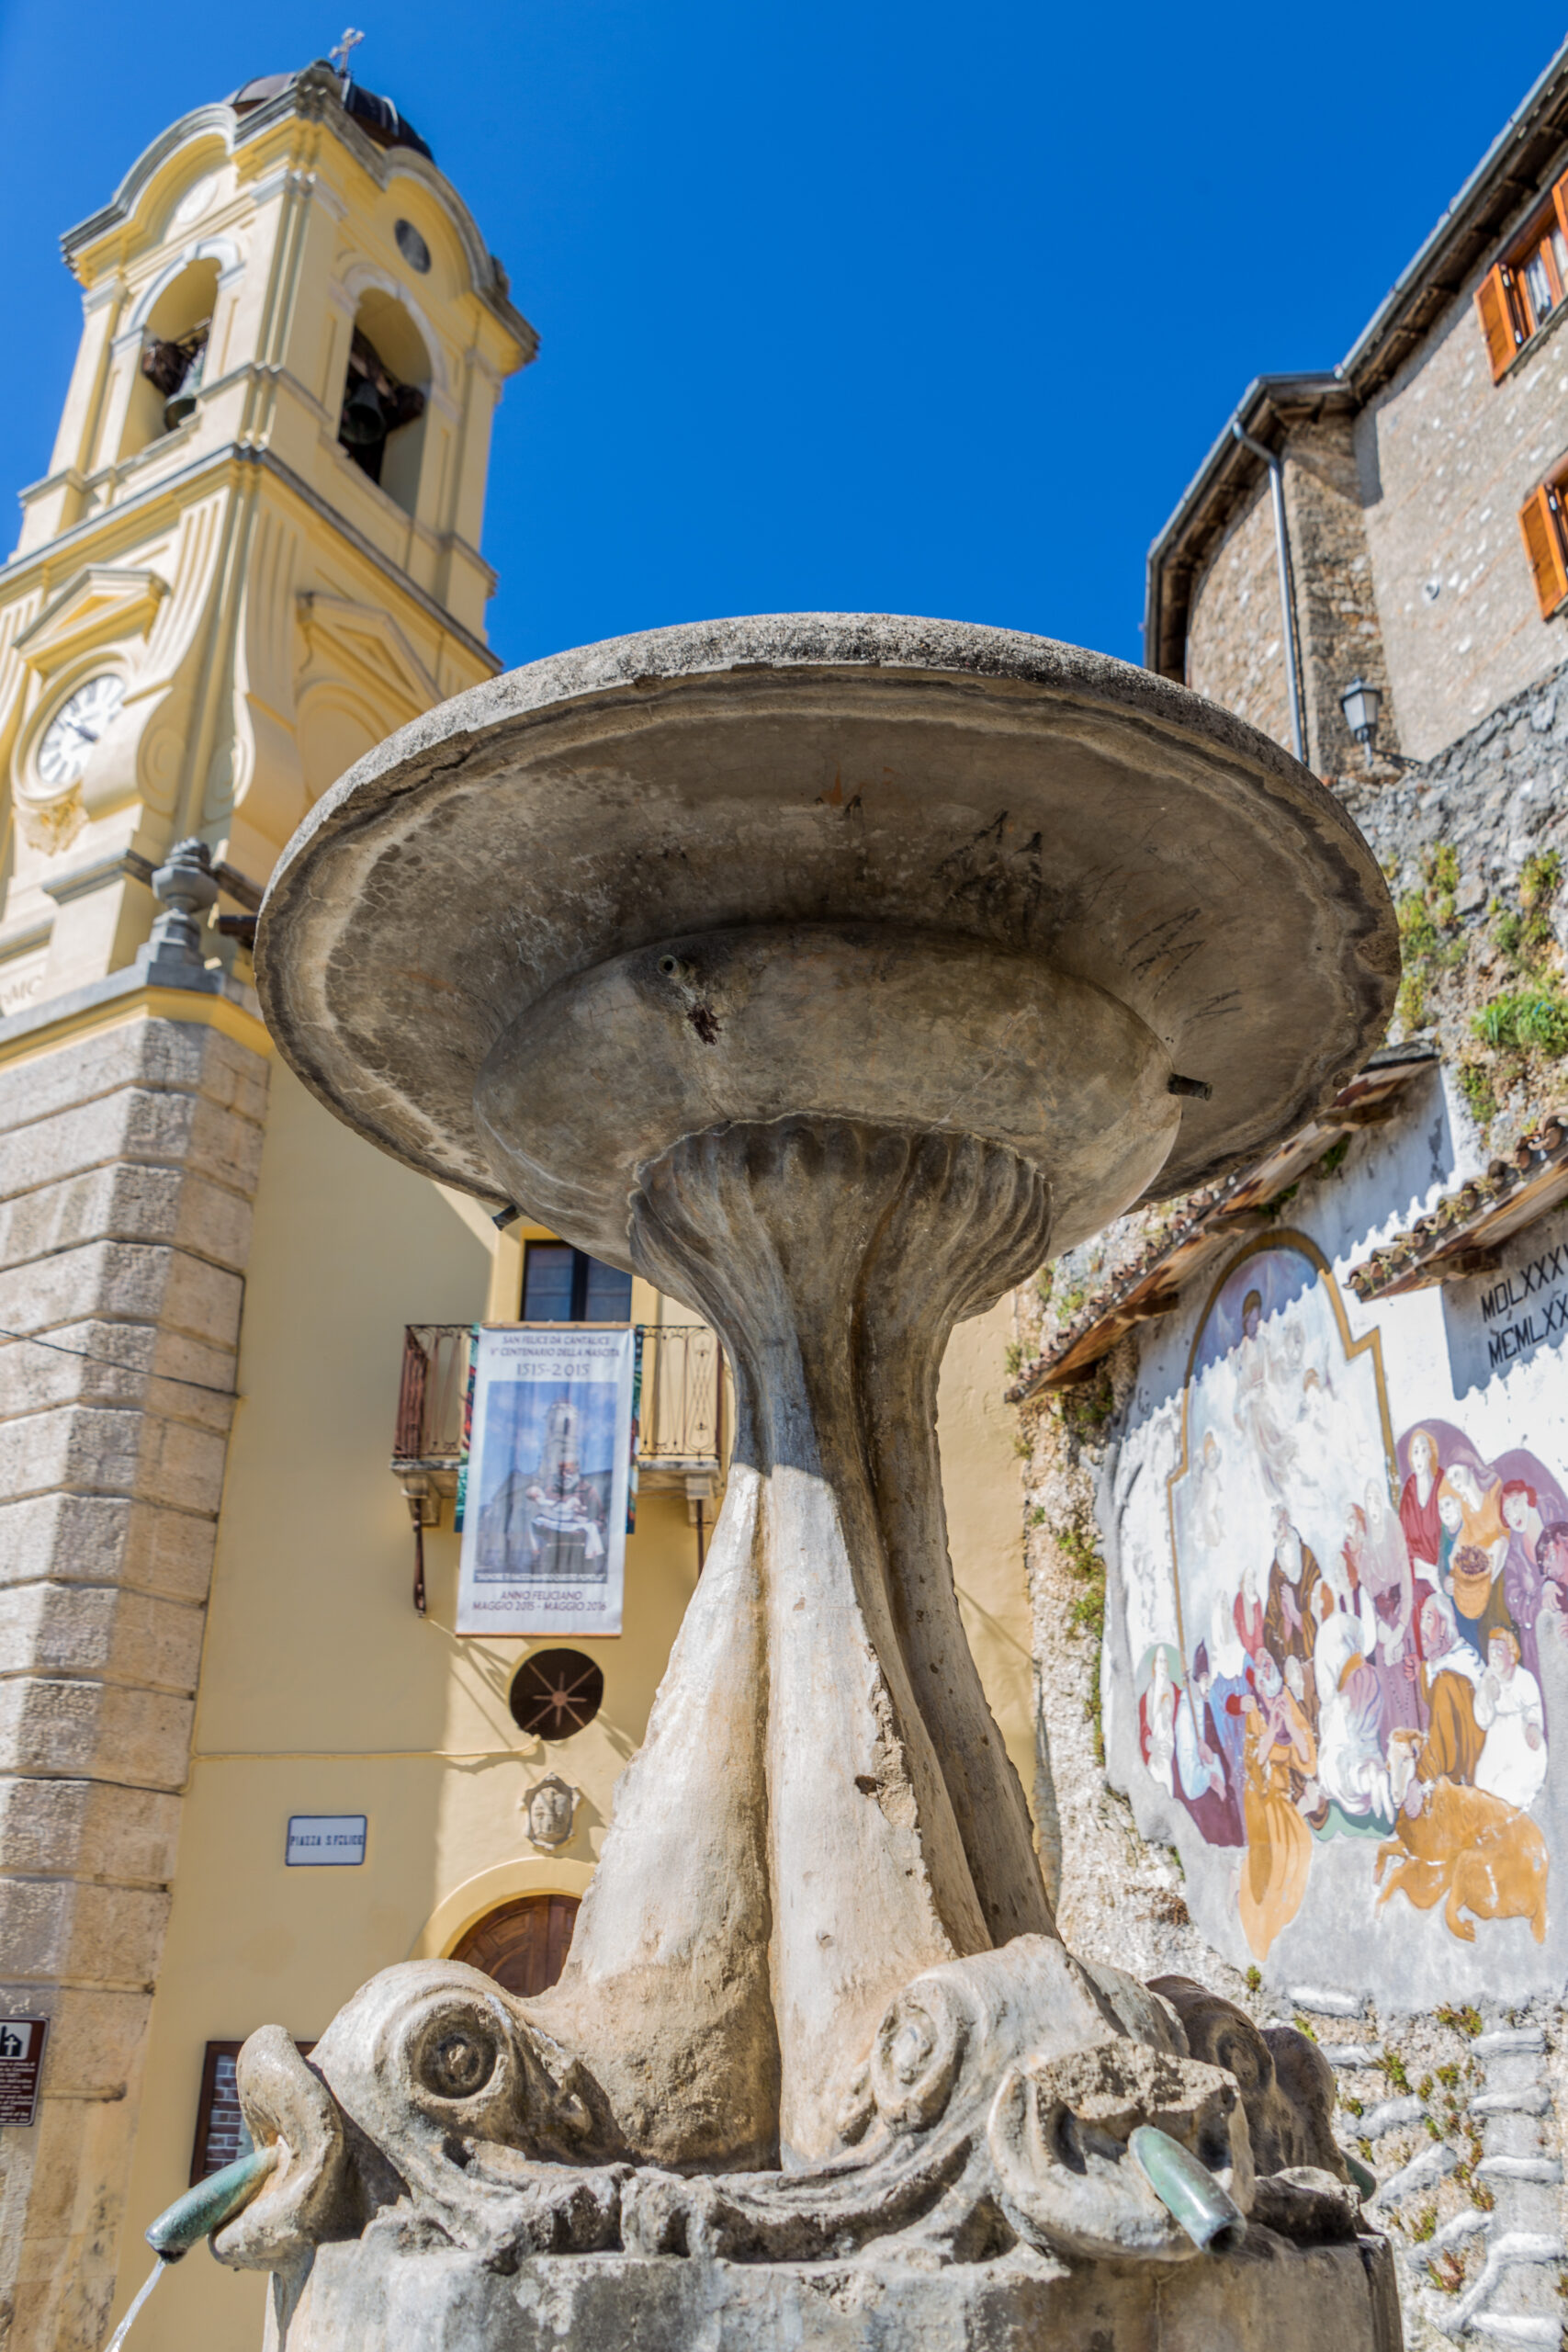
(391, 1321), (730, 1527)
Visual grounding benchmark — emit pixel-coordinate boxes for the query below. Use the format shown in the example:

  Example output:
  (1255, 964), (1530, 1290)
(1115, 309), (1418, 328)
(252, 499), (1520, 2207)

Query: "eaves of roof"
(1004, 1043), (1438, 1404)
(1143, 373), (1348, 684)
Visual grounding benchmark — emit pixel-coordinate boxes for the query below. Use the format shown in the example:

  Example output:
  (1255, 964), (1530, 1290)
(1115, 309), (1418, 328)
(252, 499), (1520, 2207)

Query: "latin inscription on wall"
(1478, 1239), (1568, 1372)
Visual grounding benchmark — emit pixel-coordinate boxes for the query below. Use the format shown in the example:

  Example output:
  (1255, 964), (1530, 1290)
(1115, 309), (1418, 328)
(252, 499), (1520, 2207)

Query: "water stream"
(102, 2259), (166, 2352)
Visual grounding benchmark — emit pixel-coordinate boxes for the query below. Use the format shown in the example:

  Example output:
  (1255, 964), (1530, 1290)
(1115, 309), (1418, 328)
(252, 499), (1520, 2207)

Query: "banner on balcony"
(457, 1324), (637, 1637)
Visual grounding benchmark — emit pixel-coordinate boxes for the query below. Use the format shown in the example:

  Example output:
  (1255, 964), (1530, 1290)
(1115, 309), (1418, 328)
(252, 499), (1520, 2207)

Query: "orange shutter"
(1553, 168), (1568, 248)
(1518, 485), (1568, 618)
(1476, 264), (1523, 379)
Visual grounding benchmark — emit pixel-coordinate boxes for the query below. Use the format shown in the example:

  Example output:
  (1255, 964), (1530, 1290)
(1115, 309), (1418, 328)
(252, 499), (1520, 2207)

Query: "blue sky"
(1, 3), (1564, 671)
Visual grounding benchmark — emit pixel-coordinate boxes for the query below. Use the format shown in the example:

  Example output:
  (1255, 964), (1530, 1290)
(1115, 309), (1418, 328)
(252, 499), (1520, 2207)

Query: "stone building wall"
(1183, 416), (1398, 777)
(1357, 262), (1568, 763)
(1282, 413), (1397, 777)
(1008, 629), (1568, 2337)
(0, 1014), (267, 2352)
(1183, 481), (1295, 751)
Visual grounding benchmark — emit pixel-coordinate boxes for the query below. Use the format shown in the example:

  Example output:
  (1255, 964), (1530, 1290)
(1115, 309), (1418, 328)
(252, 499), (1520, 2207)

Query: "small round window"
(509, 1650), (604, 1740)
(395, 219), (431, 274)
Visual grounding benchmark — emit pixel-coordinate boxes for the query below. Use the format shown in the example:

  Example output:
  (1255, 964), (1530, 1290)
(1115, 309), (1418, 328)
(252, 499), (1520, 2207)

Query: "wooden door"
(450, 1894), (580, 1997)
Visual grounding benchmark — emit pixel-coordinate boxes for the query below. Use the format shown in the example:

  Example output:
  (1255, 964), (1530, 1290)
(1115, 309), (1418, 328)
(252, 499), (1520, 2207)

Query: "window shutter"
(1476, 264), (1523, 379)
(1552, 168), (1568, 248)
(1518, 485), (1568, 618)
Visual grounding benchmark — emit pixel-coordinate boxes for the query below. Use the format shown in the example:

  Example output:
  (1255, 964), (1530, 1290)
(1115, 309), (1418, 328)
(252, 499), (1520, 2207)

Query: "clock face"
(36, 675), (127, 790)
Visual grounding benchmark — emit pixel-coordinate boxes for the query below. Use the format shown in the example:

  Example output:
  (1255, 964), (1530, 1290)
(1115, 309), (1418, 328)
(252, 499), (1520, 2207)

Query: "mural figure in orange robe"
(1237, 1649), (1317, 1960)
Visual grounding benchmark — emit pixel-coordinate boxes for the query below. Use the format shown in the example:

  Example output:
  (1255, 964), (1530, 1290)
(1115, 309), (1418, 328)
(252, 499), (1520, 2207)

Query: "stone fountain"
(227, 616), (1402, 2349)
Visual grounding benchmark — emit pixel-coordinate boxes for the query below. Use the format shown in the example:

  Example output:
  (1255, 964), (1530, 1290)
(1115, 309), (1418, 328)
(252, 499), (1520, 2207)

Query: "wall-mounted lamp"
(1338, 676), (1382, 763)
(1338, 677), (1416, 772)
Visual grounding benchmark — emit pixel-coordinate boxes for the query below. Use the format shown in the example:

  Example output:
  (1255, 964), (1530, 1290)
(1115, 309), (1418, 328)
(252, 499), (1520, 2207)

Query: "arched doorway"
(450, 1893), (580, 1997)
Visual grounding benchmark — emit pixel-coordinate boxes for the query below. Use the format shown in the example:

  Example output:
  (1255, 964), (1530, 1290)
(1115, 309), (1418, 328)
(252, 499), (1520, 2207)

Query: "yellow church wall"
(102, 1065), (709, 2351)
(0, 71), (1056, 2352)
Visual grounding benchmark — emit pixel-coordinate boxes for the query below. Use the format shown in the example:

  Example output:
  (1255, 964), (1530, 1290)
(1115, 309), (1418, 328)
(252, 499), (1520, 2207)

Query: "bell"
(164, 391), (198, 431)
(339, 376), (386, 447)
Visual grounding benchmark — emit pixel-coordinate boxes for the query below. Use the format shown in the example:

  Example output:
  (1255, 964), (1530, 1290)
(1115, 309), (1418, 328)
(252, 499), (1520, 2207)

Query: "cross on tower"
(329, 27), (365, 79)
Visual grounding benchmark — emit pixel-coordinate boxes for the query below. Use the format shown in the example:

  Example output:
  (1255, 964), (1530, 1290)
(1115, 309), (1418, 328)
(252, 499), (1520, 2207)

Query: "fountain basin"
(257, 614), (1397, 1256)
(474, 922), (1179, 1273)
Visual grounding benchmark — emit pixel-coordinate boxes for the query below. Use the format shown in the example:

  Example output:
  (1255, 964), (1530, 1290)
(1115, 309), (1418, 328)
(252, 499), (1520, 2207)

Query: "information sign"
(285, 1815), (367, 1867)
(0, 2018), (48, 2127)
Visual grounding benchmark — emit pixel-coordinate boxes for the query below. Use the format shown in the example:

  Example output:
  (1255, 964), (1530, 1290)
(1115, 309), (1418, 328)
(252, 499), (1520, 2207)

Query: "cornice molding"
(1, 443), (502, 677)
(16, 564), (171, 667)
(62, 108), (235, 260)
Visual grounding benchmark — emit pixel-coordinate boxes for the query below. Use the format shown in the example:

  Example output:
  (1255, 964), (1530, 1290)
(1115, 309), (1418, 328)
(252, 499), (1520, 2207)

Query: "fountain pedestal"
(229, 617), (1402, 2349)
(273, 2230), (1399, 2352)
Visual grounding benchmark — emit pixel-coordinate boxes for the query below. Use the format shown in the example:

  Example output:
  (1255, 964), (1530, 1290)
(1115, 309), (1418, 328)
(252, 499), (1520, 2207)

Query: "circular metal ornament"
(509, 1651), (604, 1741)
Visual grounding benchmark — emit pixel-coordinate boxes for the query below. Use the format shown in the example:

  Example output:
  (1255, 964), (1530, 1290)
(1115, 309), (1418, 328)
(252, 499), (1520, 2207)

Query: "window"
(1518, 468), (1568, 618)
(1476, 176), (1568, 378)
(189, 2040), (313, 2183)
(522, 1241), (631, 1322)
(509, 1650), (605, 1738)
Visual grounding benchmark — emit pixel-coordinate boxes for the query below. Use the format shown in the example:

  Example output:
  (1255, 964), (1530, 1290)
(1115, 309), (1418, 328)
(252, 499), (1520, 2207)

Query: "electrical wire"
(0, 1325), (238, 1400)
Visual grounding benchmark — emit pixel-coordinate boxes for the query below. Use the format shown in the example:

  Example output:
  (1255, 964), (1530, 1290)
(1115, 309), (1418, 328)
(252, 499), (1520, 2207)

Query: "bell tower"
(0, 56), (534, 1005)
(0, 63), (533, 2352)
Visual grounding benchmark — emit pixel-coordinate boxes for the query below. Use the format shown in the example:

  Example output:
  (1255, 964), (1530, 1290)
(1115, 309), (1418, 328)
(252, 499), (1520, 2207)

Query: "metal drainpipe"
(1231, 422), (1306, 765)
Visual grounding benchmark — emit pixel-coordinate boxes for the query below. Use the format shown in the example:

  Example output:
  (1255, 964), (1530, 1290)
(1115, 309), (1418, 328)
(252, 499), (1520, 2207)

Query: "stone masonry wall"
(1185, 415), (1400, 778)
(0, 1016), (267, 2352)
(1183, 479), (1295, 751)
(1336, 650), (1568, 1155)
(1282, 413), (1398, 777)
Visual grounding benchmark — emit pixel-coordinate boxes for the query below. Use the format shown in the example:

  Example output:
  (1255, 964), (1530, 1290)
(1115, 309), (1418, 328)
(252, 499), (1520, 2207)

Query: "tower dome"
(226, 60), (434, 159)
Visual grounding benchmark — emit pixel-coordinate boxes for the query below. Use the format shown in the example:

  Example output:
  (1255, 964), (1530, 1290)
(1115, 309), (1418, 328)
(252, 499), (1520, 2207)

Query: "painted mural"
(1148, 1238), (1568, 1961)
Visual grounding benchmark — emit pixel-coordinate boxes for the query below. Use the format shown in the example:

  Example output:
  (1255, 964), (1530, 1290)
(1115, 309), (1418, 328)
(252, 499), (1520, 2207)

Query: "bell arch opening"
(337, 288), (430, 515)
(123, 257), (220, 455)
(449, 1893), (580, 1998)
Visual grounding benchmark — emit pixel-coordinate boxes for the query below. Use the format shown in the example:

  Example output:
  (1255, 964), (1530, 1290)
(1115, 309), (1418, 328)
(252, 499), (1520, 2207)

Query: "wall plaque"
(522, 1770), (581, 1849)
(286, 1815), (367, 1867)
(0, 2018), (48, 2127)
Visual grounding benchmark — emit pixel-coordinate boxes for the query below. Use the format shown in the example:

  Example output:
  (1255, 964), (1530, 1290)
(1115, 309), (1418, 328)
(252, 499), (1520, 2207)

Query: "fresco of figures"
(1148, 1239), (1566, 1961)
